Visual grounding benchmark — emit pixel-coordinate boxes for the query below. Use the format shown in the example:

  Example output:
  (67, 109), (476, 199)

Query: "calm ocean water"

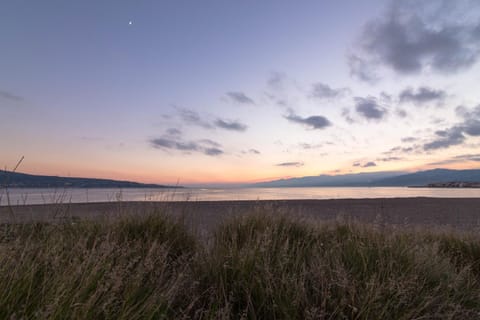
(1, 187), (480, 206)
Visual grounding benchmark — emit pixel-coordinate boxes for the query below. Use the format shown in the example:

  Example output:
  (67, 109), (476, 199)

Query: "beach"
(2, 197), (480, 230)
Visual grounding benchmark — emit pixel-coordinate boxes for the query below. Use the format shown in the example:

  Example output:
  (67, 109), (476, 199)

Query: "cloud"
(423, 126), (465, 150)
(362, 161), (377, 168)
(310, 82), (349, 99)
(464, 119), (480, 136)
(386, 146), (417, 154)
(380, 92), (393, 103)
(353, 161), (377, 167)
(460, 105), (480, 136)
(354, 97), (387, 120)
(395, 108), (408, 118)
(348, 54), (378, 83)
(264, 92), (289, 108)
(456, 104), (480, 119)
(351, 1), (480, 78)
(423, 104), (480, 151)
(455, 105), (469, 117)
(198, 139), (221, 147)
(454, 154), (480, 161)
(342, 108), (355, 123)
(399, 86), (446, 105)
(214, 119), (248, 132)
(267, 72), (287, 91)
(204, 148), (223, 156)
(284, 110), (332, 129)
(0, 90), (23, 102)
(401, 137), (417, 143)
(298, 143), (324, 150)
(176, 108), (248, 132)
(241, 148), (261, 155)
(226, 91), (255, 105)
(248, 149), (261, 154)
(276, 162), (304, 167)
(165, 128), (182, 136)
(377, 156), (404, 162)
(150, 138), (196, 151)
(150, 137), (224, 156)
(177, 108), (212, 129)
(427, 154), (480, 165)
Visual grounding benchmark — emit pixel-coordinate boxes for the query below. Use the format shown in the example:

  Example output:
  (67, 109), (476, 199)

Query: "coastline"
(2, 197), (480, 230)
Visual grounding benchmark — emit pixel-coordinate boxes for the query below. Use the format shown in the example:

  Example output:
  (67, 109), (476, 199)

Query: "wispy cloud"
(177, 108), (213, 129)
(150, 137), (224, 156)
(399, 87), (446, 105)
(395, 108), (408, 118)
(214, 119), (248, 132)
(276, 161), (304, 167)
(284, 110), (332, 129)
(0, 90), (23, 102)
(310, 82), (350, 99)
(226, 91), (255, 105)
(453, 154), (480, 161)
(198, 139), (222, 147)
(342, 108), (355, 124)
(204, 147), (224, 156)
(175, 108), (248, 132)
(353, 161), (377, 168)
(377, 156), (404, 162)
(362, 161), (377, 168)
(267, 72), (287, 91)
(424, 127), (465, 150)
(427, 154), (480, 165)
(401, 137), (417, 143)
(165, 128), (182, 136)
(298, 143), (324, 150)
(241, 148), (261, 155)
(348, 54), (378, 83)
(423, 104), (480, 151)
(386, 146), (417, 155)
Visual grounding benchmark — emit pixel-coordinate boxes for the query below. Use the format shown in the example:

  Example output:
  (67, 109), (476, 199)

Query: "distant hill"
(372, 168), (480, 187)
(0, 171), (179, 188)
(251, 169), (480, 187)
(251, 171), (405, 187)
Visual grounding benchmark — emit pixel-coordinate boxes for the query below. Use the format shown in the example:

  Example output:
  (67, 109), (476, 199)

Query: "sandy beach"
(2, 197), (480, 231)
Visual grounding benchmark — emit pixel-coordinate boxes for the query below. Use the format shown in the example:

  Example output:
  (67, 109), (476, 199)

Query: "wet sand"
(1, 197), (480, 231)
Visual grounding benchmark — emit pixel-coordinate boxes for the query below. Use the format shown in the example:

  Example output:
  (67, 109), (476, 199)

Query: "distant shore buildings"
(427, 182), (480, 188)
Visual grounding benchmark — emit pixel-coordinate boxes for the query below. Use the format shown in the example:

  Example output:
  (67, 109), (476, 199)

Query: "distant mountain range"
(3, 168), (480, 189)
(0, 171), (180, 188)
(251, 169), (480, 188)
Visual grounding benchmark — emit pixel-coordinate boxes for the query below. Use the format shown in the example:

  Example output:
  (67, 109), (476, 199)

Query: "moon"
(128, 21), (133, 25)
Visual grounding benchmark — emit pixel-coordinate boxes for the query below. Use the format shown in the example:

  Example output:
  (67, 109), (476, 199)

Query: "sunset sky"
(1, 0), (480, 185)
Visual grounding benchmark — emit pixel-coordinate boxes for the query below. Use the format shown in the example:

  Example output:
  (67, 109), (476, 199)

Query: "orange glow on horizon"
(14, 158), (480, 186)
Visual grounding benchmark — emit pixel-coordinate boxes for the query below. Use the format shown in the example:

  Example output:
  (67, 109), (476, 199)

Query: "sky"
(1, 0), (480, 185)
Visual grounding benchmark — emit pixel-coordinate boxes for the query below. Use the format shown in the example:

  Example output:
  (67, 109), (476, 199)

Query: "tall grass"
(0, 214), (197, 319)
(1, 211), (480, 319)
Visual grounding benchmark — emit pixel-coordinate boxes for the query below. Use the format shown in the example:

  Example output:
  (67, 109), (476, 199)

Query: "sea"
(1, 187), (480, 206)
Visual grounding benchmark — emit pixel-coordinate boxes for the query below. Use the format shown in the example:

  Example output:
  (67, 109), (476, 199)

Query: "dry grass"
(1, 209), (480, 319)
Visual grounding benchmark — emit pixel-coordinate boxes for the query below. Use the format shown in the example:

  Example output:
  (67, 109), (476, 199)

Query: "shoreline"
(2, 197), (480, 230)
